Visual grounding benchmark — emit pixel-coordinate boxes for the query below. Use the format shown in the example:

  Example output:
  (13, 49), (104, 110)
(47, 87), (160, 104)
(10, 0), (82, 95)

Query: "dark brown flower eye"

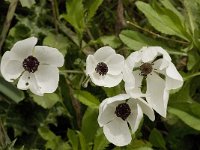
(95, 62), (108, 76)
(139, 63), (153, 76)
(23, 56), (40, 73)
(115, 103), (131, 120)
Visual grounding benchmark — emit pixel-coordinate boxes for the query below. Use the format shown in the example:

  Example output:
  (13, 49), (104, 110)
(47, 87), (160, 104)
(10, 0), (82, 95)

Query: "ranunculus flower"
(98, 94), (155, 146)
(86, 46), (124, 87)
(0, 37), (64, 96)
(124, 46), (183, 117)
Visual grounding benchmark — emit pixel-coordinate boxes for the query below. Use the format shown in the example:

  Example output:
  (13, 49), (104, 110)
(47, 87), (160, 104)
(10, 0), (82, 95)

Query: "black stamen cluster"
(23, 56), (40, 73)
(115, 103), (131, 120)
(140, 63), (153, 77)
(95, 62), (108, 76)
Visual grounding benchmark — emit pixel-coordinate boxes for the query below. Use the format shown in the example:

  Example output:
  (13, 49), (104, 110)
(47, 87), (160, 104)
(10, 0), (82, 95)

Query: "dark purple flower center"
(23, 56), (40, 73)
(115, 103), (131, 120)
(140, 63), (153, 76)
(95, 62), (108, 76)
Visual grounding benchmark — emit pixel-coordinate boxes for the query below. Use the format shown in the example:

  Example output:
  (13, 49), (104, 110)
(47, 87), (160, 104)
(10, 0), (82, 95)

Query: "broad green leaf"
(103, 85), (122, 97)
(127, 139), (152, 150)
(19, 0), (35, 8)
(67, 129), (79, 150)
(61, 0), (85, 34)
(74, 90), (100, 108)
(136, 1), (188, 40)
(32, 93), (60, 109)
(93, 129), (109, 150)
(168, 107), (200, 131)
(84, 0), (103, 21)
(187, 50), (200, 70)
(81, 108), (99, 144)
(119, 30), (187, 56)
(149, 128), (166, 149)
(43, 33), (70, 56)
(183, 0), (200, 34)
(0, 76), (24, 103)
(98, 35), (122, 48)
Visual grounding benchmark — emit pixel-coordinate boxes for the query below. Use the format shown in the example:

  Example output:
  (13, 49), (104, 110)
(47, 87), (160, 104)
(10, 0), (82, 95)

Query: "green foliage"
(149, 128), (166, 149)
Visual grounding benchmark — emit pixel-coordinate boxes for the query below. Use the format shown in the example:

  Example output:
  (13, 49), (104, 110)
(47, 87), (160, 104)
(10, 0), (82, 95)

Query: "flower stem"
(0, 0), (19, 53)
(59, 70), (84, 74)
(126, 21), (189, 45)
(184, 72), (200, 81)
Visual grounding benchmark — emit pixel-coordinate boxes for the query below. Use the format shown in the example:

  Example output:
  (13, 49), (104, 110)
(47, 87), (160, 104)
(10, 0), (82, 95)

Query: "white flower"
(86, 46), (124, 87)
(98, 94), (155, 146)
(0, 37), (64, 96)
(124, 46), (183, 117)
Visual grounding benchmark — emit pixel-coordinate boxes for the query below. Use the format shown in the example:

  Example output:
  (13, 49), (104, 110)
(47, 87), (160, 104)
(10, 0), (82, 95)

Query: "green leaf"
(187, 50), (200, 70)
(98, 35), (122, 48)
(61, 0), (85, 34)
(19, 0), (35, 8)
(103, 85), (122, 97)
(168, 107), (200, 131)
(67, 129), (79, 150)
(0, 76), (24, 103)
(136, 1), (188, 40)
(149, 128), (166, 149)
(43, 33), (70, 56)
(32, 93), (60, 109)
(77, 131), (88, 150)
(119, 30), (187, 56)
(84, 0), (103, 21)
(127, 139), (153, 150)
(81, 108), (99, 144)
(93, 129), (109, 150)
(74, 90), (100, 108)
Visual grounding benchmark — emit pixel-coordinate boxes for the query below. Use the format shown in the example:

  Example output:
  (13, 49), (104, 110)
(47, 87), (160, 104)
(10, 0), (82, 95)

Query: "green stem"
(0, 0), (19, 53)
(59, 70), (84, 74)
(184, 72), (200, 81)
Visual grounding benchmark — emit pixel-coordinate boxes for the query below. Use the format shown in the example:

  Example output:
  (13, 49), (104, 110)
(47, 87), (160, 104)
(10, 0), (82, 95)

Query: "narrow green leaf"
(67, 129), (79, 150)
(149, 128), (166, 149)
(168, 107), (200, 131)
(74, 90), (100, 108)
(32, 93), (60, 109)
(93, 129), (109, 150)
(61, 0), (85, 34)
(84, 0), (103, 21)
(77, 131), (88, 150)
(0, 76), (24, 103)
(81, 108), (99, 144)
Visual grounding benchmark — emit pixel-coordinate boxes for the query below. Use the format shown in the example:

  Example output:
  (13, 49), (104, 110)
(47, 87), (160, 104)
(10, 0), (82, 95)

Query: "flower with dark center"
(95, 62), (108, 76)
(0, 37), (64, 96)
(98, 94), (155, 146)
(86, 46), (124, 87)
(115, 103), (131, 120)
(23, 56), (40, 73)
(139, 63), (153, 77)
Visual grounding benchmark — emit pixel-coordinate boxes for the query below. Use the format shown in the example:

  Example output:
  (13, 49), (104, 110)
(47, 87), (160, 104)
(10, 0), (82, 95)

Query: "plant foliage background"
(0, 0), (200, 149)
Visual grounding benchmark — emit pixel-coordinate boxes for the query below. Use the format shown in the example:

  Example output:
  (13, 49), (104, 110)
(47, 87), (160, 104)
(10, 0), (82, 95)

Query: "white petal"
(17, 71), (31, 90)
(135, 98), (155, 121)
(90, 72), (105, 86)
(122, 62), (135, 85)
(94, 46), (116, 62)
(98, 101), (116, 127)
(34, 65), (59, 93)
(34, 46), (64, 67)
(141, 47), (158, 62)
(146, 73), (168, 117)
(107, 54), (124, 75)
(86, 55), (97, 75)
(11, 37), (37, 59)
(1, 58), (24, 82)
(105, 94), (130, 105)
(126, 51), (142, 68)
(154, 46), (171, 62)
(29, 74), (43, 96)
(166, 62), (183, 90)
(125, 70), (143, 98)
(127, 104), (143, 132)
(103, 117), (131, 146)
(103, 73), (123, 87)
